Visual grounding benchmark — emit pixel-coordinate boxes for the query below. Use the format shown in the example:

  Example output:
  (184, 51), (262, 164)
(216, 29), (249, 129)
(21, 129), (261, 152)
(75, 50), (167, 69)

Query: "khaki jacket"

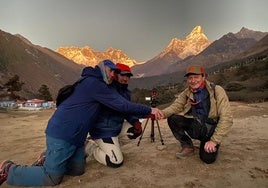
(162, 80), (233, 144)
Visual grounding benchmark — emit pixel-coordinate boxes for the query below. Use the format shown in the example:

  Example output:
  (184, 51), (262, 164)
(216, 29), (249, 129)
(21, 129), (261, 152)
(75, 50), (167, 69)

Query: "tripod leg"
(151, 119), (155, 142)
(156, 120), (164, 145)
(137, 118), (149, 146)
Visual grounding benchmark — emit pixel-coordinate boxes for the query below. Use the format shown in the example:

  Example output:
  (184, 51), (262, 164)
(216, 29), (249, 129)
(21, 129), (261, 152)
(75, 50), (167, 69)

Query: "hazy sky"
(1, 0), (267, 62)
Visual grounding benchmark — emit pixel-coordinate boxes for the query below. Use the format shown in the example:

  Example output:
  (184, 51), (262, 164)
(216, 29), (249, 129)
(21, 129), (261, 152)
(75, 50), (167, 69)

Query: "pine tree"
(38, 84), (53, 101)
(4, 74), (24, 99)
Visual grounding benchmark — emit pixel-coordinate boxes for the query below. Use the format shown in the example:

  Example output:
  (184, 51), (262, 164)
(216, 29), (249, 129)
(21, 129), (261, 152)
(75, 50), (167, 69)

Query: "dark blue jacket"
(90, 81), (140, 139)
(45, 66), (151, 147)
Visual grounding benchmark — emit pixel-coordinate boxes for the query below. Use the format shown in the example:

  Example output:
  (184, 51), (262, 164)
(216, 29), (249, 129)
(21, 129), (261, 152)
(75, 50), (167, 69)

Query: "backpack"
(56, 76), (88, 107)
(210, 82), (217, 100)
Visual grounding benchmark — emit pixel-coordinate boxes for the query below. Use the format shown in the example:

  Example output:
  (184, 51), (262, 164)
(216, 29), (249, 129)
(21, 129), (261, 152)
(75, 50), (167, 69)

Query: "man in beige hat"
(161, 65), (233, 164)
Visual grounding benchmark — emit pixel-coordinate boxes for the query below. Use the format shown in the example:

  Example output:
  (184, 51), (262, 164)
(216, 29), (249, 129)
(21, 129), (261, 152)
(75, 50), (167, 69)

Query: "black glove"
(127, 121), (142, 139)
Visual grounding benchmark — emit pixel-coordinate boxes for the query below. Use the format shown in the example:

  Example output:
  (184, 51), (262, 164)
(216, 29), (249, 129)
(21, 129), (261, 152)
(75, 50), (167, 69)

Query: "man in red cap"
(161, 65), (233, 164)
(85, 63), (143, 168)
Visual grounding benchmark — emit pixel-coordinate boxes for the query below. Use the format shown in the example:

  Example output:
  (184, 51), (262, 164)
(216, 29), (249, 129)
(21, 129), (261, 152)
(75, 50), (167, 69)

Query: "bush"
(225, 82), (245, 91)
(228, 90), (268, 103)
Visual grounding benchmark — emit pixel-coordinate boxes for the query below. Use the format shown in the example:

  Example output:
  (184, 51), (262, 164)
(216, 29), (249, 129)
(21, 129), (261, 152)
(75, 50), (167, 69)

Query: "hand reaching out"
(151, 108), (164, 120)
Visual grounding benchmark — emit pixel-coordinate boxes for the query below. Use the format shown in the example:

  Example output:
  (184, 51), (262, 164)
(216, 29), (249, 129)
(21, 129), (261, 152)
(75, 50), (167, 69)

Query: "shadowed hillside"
(130, 51), (268, 105)
(0, 30), (84, 99)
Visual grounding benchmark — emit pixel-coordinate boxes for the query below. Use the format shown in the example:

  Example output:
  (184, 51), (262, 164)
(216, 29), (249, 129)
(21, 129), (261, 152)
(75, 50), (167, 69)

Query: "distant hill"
(0, 30), (83, 99)
(239, 33), (268, 58)
(130, 47), (268, 104)
(234, 27), (267, 41)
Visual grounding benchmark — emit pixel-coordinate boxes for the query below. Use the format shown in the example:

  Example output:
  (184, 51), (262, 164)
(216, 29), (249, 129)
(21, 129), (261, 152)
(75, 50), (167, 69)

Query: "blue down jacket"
(90, 81), (140, 139)
(45, 66), (151, 147)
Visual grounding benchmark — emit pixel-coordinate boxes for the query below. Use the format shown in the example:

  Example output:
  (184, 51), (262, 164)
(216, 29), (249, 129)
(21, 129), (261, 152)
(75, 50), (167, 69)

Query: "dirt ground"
(0, 102), (268, 188)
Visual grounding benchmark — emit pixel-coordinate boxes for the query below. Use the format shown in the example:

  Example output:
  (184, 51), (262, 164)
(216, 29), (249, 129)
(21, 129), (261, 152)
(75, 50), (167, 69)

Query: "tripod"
(137, 117), (164, 146)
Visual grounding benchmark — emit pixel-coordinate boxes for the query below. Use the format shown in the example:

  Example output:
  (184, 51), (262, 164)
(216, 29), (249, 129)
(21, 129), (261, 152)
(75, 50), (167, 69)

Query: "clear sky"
(1, 0), (267, 62)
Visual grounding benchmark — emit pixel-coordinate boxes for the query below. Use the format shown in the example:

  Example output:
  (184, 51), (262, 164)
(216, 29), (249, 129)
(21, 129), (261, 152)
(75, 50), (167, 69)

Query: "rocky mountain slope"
(234, 27), (267, 41)
(131, 27), (267, 77)
(56, 46), (137, 68)
(131, 26), (211, 77)
(158, 26), (211, 60)
(0, 30), (83, 99)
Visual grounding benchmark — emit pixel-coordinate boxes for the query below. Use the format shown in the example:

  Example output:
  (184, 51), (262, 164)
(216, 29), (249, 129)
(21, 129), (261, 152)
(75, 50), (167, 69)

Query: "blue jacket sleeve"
(92, 82), (151, 116)
(125, 114), (140, 125)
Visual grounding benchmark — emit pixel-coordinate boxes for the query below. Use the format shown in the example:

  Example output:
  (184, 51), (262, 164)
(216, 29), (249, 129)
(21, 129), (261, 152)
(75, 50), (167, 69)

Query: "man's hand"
(151, 108), (164, 120)
(204, 140), (217, 153)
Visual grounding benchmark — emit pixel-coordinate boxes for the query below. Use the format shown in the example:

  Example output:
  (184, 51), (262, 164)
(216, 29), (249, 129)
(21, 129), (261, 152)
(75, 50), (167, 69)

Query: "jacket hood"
(81, 66), (102, 79)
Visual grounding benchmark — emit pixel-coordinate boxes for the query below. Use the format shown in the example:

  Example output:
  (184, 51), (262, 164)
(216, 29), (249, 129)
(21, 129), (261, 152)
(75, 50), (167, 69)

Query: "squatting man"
(161, 65), (233, 164)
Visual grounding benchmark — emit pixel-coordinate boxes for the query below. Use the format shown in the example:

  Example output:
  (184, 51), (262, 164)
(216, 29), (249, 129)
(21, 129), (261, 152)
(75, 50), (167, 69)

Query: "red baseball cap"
(116, 63), (133, 76)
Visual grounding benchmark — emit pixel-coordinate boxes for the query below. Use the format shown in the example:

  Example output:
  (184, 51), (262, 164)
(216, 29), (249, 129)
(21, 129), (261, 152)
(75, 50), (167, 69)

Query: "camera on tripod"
(137, 88), (164, 146)
(150, 88), (158, 108)
(145, 88), (158, 107)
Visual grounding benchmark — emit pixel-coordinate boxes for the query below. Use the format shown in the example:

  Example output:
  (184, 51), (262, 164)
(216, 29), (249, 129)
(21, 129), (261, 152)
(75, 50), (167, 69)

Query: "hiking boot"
(32, 151), (46, 166)
(85, 139), (97, 161)
(176, 147), (194, 159)
(0, 160), (14, 185)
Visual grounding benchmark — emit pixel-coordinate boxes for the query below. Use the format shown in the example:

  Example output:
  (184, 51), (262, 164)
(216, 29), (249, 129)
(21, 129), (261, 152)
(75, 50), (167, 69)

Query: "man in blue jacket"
(0, 60), (163, 187)
(85, 63), (143, 168)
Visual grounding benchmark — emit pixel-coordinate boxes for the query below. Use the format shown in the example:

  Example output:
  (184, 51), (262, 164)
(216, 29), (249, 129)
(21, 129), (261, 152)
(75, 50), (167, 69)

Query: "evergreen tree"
(4, 74), (24, 99)
(38, 84), (53, 101)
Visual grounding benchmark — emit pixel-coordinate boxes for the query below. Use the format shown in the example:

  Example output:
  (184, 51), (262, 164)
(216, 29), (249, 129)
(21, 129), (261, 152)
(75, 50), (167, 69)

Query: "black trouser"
(167, 114), (219, 164)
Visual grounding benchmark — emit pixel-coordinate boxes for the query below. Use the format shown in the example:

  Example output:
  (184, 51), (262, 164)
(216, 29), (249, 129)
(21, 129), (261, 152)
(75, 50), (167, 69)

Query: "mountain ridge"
(56, 46), (137, 68)
(129, 33), (268, 90)
(0, 27), (267, 100)
(131, 27), (267, 77)
(131, 26), (211, 77)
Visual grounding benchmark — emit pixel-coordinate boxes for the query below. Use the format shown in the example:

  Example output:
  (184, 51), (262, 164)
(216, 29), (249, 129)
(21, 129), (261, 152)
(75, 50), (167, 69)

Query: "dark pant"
(7, 136), (86, 186)
(167, 114), (219, 164)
